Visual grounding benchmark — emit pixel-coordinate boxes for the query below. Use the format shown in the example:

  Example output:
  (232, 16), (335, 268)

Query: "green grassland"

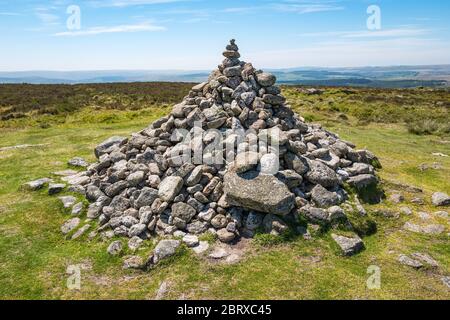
(0, 84), (449, 300)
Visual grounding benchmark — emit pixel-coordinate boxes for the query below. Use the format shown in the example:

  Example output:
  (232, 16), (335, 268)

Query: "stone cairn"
(25, 40), (383, 258)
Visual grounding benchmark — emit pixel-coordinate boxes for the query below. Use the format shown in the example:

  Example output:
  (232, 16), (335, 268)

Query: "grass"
(0, 85), (449, 300)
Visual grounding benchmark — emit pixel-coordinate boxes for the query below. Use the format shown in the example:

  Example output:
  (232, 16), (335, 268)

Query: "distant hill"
(1, 65), (449, 88)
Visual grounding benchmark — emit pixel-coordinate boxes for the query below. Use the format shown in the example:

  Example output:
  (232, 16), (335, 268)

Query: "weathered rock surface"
(432, 192), (450, 207)
(224, 171), (295, 216)
(331, 234), (364, 256)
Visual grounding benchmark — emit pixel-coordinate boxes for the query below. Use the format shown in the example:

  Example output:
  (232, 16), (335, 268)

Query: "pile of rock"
(25, 40), (386, 256)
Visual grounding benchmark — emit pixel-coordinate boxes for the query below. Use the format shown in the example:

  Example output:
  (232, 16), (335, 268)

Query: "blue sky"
(1, 0), (449, 71)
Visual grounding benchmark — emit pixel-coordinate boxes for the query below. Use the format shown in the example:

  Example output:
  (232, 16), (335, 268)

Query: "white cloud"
(53, 22), (166, 36)
(274, 1), (345, 14)
(0, 12), (22, 16)
(89, 0), (189, 7)
(300, 27), (431, 38)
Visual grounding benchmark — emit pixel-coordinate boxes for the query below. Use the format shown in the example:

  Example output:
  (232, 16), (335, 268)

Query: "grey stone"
(23, 178), (52, 191)
(154, 240), (180, 263)
(105, 181), (128, 197)
(245, 212), (264, 230)
(208, 248), (230, 259)
(410, 252), (439, 267)
(311, 184), (340, 208)
(347, 174), (378, 190)
(224, 170), (295, 216)
(432, 192), (450, 207)
(128, 236), (144, 251)
(123, 256), (144, 270)
(233, 151), (259, 173)
(61, 218), (80, 234)
(398, 254), (423, 269)
(48, 183), (66, 195)
(136, 187), (158, 208)
(59, 196), (77, 209)
(182, 234), (199, 247)
(331, 234), (364, 256)
(71, 224), (90, 240)
(263, 214), (288, 235)
(300, 206), (330, 224)
(186, 221), (209, 234)
(193, 241), (210, 255)
(305, 160), (339, 188)
(107, 240), (123, 255)
(127, 171), (145, 187)
(217, 228), (236, 243)
(159, 176), (183, 202)
(71, 202), (83, 216)
(129, 223), (147, 237)
(171, 202), (197, 224)
(68, 157), (89, 168)
(95, 136), (127, 158)
(256, 73), (276, 87)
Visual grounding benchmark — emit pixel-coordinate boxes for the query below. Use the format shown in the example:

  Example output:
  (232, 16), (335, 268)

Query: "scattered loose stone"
(71, 224), (90, 240)
(153, 240), (181, 263)
(182, 234), (199, 247)
(68, 157), (89, 168)
(107, 240), (123, 256)
(192, 241), (210, 255)
(208, 248), (230, 260)
(399, 207), (412, 216)
(441, 276), (450, 289)
(403, 222), (445, 235)
(389, 193), (404, 204)
(432, 192), (450, 207)
(128, 236), (144, 252)
(410, 252), (439, 268)
(331, 234), (364, 256)
(155, 281), (169, 300)
(48, 183), (66, 195)
(123, 256), (144, 270)
(59, 196), (77, 209)
(22, 178), (52, 191)
(61, 218), (80, 235)
(398, 254), (423, 269)
(71, 202), (83, 216)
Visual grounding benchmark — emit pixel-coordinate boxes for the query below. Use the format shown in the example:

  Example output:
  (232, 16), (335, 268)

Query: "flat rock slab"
(398, 254), (423, 269)
(331, 234), (365, 256)
(59, 196), (77, 209)
(61, 218), (80, 235)
(192, 241), (210, 255)
(403, 222), (446, 235)
(95, 136), (127, 158)
(224, 170), (295, 216)
(22, 178), (53, 191)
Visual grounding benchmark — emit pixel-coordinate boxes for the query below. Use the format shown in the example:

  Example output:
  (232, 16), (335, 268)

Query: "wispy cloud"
(53, 22), (166, 36)
(274, 0), (345, 14)
(300, 27), (431, 39)
(0, 12), (22, 16)
(35, 7), (61, 26)
(89, 0), (189, 7)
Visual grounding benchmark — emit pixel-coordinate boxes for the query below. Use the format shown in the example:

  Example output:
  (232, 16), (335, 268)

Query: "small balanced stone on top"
(222, 39), (240, 59)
